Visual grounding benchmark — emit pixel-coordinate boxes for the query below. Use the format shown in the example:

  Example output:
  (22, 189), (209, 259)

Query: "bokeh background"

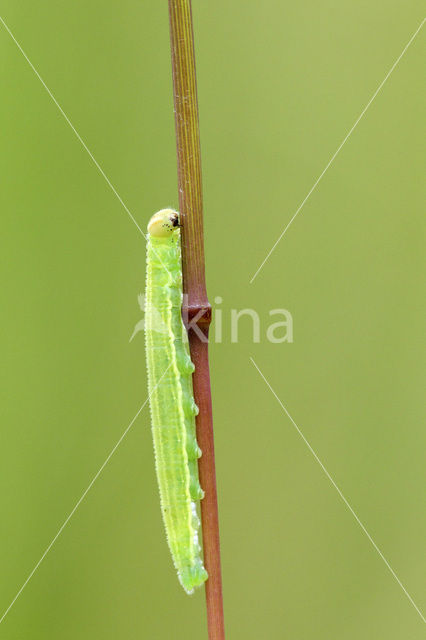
(0, 2), (424, 638)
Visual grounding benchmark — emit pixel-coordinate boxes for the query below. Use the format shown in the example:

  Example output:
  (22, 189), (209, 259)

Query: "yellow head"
(147, 209), (180, 238)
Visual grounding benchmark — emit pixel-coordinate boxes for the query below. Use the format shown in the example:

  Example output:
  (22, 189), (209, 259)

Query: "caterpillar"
(144, 208), (208, 594)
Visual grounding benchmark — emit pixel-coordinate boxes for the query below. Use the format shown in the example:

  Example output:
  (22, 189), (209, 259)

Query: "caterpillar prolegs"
(144, 209), (208, 594)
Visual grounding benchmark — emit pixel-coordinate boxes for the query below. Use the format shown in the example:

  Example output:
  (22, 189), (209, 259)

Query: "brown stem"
(168, 2), (225, 639)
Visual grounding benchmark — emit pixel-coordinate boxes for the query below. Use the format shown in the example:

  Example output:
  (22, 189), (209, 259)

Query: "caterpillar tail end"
(178, 563), (209, 595)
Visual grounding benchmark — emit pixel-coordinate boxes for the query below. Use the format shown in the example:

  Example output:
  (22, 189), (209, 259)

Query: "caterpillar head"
(148, 209), (180, 238)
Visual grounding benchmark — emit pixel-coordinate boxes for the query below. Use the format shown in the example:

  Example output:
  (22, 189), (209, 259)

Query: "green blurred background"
(0, 2), (424, 638)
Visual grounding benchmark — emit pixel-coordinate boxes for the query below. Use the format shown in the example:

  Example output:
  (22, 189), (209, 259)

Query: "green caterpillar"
(144, 208), (208, 594)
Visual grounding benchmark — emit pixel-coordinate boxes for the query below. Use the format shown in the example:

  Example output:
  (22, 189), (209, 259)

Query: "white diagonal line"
(249, 18), (425, 284)
(250, 356), (426, 624)
(0, 364), (170, 626)
(0, 15), (146, 239)
(0, 16), (175, 278)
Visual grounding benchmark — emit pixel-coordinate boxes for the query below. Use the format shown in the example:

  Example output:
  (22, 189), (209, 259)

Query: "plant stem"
(168, 2), (225, 639)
